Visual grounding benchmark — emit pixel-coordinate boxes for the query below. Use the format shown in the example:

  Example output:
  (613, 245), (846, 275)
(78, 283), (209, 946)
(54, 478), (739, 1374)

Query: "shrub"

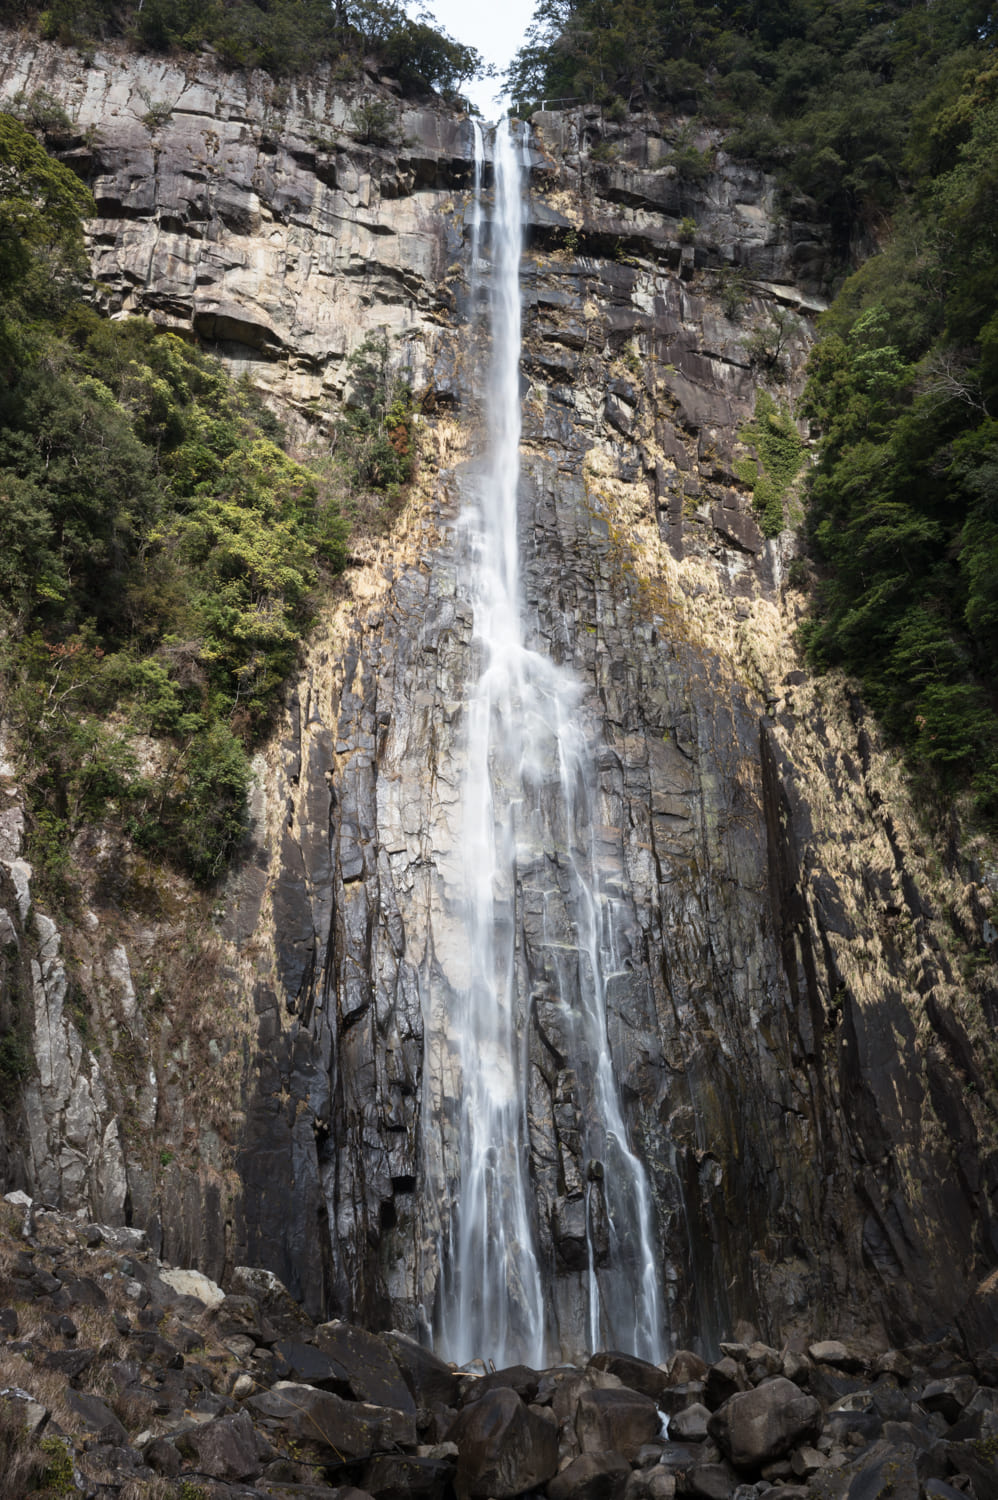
(736, 392), (806, 537)
(349, 98), (400, 147)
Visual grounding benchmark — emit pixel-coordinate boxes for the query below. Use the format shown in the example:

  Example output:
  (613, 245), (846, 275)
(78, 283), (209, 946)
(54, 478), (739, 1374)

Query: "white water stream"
(429, 119), (665, 1368)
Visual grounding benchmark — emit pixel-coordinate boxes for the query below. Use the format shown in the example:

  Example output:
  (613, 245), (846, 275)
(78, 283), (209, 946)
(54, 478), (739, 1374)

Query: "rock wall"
(2, 33), (997, 1356)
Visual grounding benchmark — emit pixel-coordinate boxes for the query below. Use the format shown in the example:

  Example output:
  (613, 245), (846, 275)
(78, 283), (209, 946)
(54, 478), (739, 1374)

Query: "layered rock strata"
(0, 35), (996, 1357)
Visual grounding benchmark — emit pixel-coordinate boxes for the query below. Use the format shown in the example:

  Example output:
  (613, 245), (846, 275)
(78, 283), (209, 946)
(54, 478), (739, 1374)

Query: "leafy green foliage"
(336, 332), (414, 493)
(0, 0), (482, 97)
(509, 0), (994, 259)
(0, 129), (358, 888)
(736, 393), (805, 537)
(0, 112), (93, 363)
(802, 55), (998, 823)
(349, 97), (401, 146)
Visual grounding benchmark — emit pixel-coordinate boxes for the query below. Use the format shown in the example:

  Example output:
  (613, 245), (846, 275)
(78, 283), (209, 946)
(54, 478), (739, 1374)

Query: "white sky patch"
(408, 0), (538, 120)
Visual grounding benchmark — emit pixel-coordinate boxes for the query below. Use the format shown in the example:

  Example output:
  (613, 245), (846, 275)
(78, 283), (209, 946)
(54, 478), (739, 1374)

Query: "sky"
(408, 0), (538, 119)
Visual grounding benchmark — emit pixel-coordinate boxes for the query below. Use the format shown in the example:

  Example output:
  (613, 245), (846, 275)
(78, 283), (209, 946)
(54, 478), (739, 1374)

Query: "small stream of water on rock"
(428, 119), (666, 1369)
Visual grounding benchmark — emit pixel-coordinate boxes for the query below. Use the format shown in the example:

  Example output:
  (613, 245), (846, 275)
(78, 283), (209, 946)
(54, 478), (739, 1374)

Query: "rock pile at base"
(0, 1194), (996, 1500)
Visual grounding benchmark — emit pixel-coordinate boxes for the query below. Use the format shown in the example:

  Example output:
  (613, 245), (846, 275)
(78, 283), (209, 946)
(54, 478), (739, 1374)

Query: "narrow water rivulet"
(425, 119), (666, 1369)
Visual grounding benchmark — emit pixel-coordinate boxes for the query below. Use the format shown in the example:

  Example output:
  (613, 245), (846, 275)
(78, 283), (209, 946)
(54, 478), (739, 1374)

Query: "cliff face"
(2, 33), (997, 1357)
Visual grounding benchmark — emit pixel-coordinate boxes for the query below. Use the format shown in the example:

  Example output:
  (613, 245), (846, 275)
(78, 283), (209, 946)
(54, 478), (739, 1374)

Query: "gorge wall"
(2, 30), (998, 1361)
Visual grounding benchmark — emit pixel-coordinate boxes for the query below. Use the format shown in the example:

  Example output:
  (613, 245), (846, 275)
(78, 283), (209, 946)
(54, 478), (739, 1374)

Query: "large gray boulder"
(707, 1377), (822, 1471)
(446, 1387), (559, 1499)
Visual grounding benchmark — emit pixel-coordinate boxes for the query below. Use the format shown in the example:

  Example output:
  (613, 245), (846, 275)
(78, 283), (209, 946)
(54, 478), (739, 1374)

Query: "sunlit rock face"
(2, 36), (997, 1360)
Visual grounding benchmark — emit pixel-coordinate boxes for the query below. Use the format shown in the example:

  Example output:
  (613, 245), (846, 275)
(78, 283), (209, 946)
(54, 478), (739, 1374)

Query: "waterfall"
(427, 118), (666, 1369)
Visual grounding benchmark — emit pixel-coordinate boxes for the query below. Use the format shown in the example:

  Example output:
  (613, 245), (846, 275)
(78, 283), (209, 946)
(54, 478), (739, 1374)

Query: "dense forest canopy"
(512, 0), (998, 830)
(0, 0), (482, 95)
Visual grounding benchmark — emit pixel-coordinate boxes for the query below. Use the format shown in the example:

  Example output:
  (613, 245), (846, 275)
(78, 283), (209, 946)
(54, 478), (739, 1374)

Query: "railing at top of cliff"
(423, 117), (667, 1368)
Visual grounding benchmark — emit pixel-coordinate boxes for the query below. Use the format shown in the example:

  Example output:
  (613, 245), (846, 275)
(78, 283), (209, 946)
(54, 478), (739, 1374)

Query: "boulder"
(446, 1387), (559, 1499)
(363, 1452), (454, 1500)
(589, 1352), (671, 1402)
(157, 1266), (226, 1308)
(383, 1330), (460, 1408)
(143, 1438), (181, 1477)
(174, 1410), (270, 1481)
(315, 1323), (417, 1412)
(577, 1387), (661, 1461)
(0, 1388), (48, 1437)
(704, 1359), (748, 1410)
(689, 1461), (739, 1500)
(670, 1352), (710, 1385)
(272, 1336), (353, 1393)
(919, 1376), (976, 1424)
(64, 1391), (127, 1445)
(548, 1451), (632, 1500)
(707, 1378), (821, 1471)
(946, 1440), (998, 1500)
(660, 1382), (707, 1417)
(460, 1364), (542, 1406)
(624, 1470), (677, 1500)
(836, 1439), (920, 1500)
(248, 1382), (415, 1460)
(669, 1403), (712, 1442)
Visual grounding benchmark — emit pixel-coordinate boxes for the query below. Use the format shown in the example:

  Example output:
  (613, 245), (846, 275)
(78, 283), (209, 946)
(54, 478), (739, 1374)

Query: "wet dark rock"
(945, 1440), (998, 1500)
(589, 1351), (671, 1401)
(661, 1384), (708, 1417)
(671, 1404), (713, 1442)
(708, 1379), (822, 1471)
(919, 1376), (977, 1423)
(362, 1453), (454, 1500)
(548, 1450), (633, 1500)
(924, 1483), (972, 1500)
(687, 1460), (740, 1500)
(314, 1323), (416, 1412)
(705, 1360), (749, 1410)
(272, 1337), (352, 1392)
(460, 1364), (542, 1406)
(869, 1380), (913, 1423)
(626, 1471), (680, 1500)
(383, 1331), (460, 1408)
(577, 1387), (662, 1461)
(446, 1387), (559, 1499)
(822, 1410), (882, 1447)
(660, 1440), (713, 1476)
(820, 1439), (921, 1500)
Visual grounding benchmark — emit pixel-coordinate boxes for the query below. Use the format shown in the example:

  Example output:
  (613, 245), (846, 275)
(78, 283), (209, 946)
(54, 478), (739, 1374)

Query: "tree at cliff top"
(0, 0), (481, 96)
(509, 0), (992, 254)
(0, 113), (357, 890)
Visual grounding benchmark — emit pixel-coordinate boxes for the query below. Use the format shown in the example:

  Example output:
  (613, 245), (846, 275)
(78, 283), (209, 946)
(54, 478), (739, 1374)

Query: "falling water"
(430, 118), (665, 1368)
